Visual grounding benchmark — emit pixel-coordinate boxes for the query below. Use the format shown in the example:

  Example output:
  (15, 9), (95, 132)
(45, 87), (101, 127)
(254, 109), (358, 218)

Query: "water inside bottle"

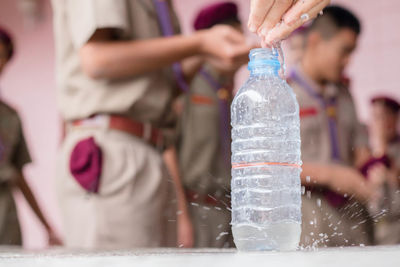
(231, 46), (302, 251)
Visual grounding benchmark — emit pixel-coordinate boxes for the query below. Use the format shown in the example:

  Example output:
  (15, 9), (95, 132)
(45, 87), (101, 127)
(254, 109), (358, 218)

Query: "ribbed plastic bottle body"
(231, 48), (302, 251)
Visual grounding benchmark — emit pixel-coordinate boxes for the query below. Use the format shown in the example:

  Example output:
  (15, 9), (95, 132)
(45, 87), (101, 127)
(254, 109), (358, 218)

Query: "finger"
(248, 0), (275, 33)
(260, 39), (268, 48)
(234, 44), (253, 56)
(226, 27), (247, 44)
(225, 44), (252, 63)
(263, 17), (302, 45)
(264, 0), (327, 45)
(283, 0), (329, 25)
(223, 29), (250, 59)
(258, 0), (294, 37)
(233, 53), (251, 66)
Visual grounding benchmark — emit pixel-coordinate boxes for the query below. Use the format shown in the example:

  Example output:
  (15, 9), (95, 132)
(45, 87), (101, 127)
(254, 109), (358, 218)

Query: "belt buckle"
(92, 115), (110, 128)
(143, 123), (152, 142)
(70, 114), (109, 129)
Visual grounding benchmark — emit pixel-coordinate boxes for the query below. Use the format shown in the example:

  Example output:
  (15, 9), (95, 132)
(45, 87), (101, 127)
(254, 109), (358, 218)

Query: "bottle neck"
(248, 48), (281, 76)
(249, 66), (280, 76)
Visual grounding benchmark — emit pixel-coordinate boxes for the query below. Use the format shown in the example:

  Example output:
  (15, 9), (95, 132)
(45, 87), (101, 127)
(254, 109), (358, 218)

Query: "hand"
(369, 106), (388, 157)
(248, 0), (330, 45)
(47, 228), (63, 246)
(177, 211), (194, 248)
(205, 54), (248, 75)
(367, 164), (387, 188)
(366, 164), (387, 209)
(199, 25), (251, 66)
(327, 165), (376, 203)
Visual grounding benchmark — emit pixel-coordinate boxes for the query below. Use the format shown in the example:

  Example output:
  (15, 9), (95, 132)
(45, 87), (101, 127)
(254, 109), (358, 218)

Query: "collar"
(202, 64), (232, 87)
(291, 65), (339, 100)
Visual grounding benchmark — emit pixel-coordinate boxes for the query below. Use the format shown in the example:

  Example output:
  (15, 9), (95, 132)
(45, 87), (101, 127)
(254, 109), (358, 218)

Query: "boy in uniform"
(287, 6), (376, 247)
(177, 2), (247, 248)
(367, 96), (400, 245)
(51, 0), (250, 249)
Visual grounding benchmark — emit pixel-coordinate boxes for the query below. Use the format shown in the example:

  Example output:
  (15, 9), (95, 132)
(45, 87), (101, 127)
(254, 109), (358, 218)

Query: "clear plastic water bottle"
(231, 48), (302, 251)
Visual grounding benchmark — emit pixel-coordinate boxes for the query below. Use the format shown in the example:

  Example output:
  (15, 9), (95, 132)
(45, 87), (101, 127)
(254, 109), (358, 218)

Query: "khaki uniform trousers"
(374, 219), (400, 245)
(301, 193), (373, 248)
(56, 126), (177, 249)
(373, 184), (400, 245)
(188, 200), (234, 248)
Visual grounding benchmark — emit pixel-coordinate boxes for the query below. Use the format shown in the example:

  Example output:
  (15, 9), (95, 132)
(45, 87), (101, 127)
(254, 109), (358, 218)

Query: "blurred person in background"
(176, 2), (248, 248)
(287, 6), (377, 247)
(364, 96), (400, 245)
(0, 27), (61, 246)
(284, 25), (308, 74)
(51, 0), (251, 249)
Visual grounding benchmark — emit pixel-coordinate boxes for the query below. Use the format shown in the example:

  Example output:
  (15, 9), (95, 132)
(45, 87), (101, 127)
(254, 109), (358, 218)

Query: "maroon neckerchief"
(199, 68), (231, 167)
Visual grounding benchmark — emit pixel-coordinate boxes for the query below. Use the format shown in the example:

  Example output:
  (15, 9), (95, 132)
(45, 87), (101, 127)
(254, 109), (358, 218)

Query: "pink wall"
(176, 0), (400, 122)
(0, 0), (399, 249)
(331, 0), (400, 122)
(0, 0), (62, 249)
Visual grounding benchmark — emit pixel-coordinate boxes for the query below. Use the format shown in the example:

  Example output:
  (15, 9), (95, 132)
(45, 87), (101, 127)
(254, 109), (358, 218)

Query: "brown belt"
(71, 115), (163, 147)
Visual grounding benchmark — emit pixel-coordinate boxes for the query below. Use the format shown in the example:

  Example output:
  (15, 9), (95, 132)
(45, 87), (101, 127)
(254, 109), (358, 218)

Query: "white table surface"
(0, 246), (399, 267)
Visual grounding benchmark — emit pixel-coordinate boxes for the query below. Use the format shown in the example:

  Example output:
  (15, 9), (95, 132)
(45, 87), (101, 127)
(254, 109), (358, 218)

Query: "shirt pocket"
(187, 94), (219, 144)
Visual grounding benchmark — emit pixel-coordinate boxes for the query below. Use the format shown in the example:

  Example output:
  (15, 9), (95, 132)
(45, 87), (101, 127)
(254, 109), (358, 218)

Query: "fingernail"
(265, 35), (278, 47)
(264, 33), (273, 44)
(283, 15), (296, 26)
(261, 27), (269, 36)
(263, 39), (271, 48)
(248, 23), (257, 33)
(260, 39), (267, 48)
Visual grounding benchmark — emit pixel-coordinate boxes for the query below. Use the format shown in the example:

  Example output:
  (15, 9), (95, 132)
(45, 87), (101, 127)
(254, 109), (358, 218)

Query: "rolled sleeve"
(66, 0), (130, 48)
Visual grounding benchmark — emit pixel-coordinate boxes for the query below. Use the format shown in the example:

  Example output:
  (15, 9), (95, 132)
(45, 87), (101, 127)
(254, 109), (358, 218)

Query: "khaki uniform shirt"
(178, 65), (232, 196)
(0, 101), (31, 245)
(289, 66), (371, 247)
(289, 67), (367, 166)
(177, 66), (233, 248)
(52, 0), (180, 130)
(51, 0), (181, 248)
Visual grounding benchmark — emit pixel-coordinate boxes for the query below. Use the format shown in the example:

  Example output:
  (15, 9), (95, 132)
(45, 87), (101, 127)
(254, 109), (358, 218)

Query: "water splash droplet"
(216, 232), (229, 241)
(317, 198), (322, 207)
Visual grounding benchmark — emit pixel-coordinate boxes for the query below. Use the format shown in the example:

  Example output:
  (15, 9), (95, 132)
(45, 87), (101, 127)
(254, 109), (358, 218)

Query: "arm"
(13, 172), (62, 245)
(369, 110), (389, 158)
(301, 162), (374, 203)
(81, 26), (250, 80)
(352, 122), (372, 168)
(163, 146), (194, 248)
(354, 146), (372, 169)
